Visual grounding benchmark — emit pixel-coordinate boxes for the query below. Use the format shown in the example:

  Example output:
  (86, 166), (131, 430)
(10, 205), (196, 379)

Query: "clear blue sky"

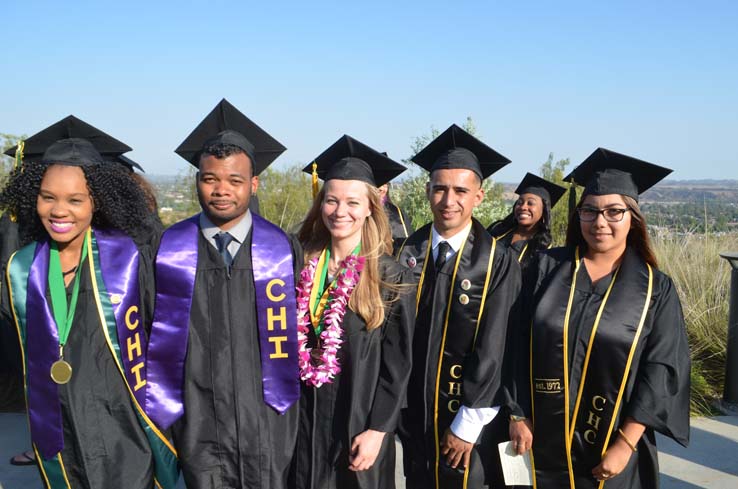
(2, 0), (736, 181)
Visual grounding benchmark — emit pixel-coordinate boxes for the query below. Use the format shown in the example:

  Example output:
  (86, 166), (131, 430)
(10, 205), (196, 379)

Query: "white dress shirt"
(199, 210), (252, 258)
(430, 223), (500, 443)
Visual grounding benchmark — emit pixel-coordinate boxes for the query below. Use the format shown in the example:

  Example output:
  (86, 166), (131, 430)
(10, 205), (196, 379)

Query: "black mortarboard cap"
(36, 138), (106, 166)
(302, 135), (406, 187)
(515, 172), (567, 207)
(174, 98), (286, 175)
(4, 115), (132, 166)
(564, 148), (672, 202)
(411, 124), (511, 180)
(113, 154), (145, 173)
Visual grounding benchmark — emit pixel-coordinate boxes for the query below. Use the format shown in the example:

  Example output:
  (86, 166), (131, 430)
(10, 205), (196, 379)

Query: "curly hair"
(200, 143), (254, 177)
(0, 162), (157, 247)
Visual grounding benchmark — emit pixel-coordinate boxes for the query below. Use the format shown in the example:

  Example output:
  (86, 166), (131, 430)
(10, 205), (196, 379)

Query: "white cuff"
(449, 405), (500, 444)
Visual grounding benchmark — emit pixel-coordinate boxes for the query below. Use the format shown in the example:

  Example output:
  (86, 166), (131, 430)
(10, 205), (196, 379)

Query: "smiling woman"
(0, 121), (176, 489)
(512, 148), (690, 489)
(487, 172), (567, 272)
(292, 135), (415, 489)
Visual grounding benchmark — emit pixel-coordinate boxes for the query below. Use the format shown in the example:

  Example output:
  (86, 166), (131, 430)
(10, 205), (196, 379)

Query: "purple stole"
(145, 213), (299, 430)
(14, 229), (145, 459)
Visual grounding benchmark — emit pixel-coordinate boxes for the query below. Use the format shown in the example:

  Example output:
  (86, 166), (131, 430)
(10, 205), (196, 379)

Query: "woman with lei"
(289, 135), (415, 489)
(509, 149), (690, 488)
(0, 118), (177, 489)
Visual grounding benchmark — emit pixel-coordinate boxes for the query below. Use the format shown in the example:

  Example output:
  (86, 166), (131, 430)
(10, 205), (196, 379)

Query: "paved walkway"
(1, 413), (736, 488)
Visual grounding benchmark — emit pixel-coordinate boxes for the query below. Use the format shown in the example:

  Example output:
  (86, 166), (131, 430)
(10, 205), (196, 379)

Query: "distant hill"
(499, 179), (738, 205)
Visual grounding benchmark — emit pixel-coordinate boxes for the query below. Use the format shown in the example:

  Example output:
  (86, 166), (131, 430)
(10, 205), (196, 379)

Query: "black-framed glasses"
(577, 207), (631, 222)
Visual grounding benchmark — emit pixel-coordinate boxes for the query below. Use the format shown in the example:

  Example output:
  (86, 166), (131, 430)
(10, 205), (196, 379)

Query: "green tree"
(257, 164), (313, 232)
(539, 152), (578, 245)
(1, 133), (25, 187)
(397, 117), (507, 228)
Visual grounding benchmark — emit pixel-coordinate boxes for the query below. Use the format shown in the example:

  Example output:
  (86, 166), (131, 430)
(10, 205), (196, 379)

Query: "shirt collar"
(199, 210), (252, 244)
(431, 221), (472, 253)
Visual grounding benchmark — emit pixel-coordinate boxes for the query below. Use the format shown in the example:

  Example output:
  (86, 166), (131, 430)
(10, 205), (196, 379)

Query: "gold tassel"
(311, 161), (319, 199)
(14, 140), (24, 170)
(9, 140), (24, 221)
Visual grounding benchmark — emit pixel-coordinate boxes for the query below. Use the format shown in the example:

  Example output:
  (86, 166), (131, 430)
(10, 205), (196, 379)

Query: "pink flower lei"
(296, 253), (365, 387)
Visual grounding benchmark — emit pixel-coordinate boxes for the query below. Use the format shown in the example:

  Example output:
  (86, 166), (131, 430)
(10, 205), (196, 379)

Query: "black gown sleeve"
(462, 244), (522, 409)
(368, 260), (416, 433)
(131, 224), (162, 337)
(622, 273), (691, 446)
(0, 216), (22, 378)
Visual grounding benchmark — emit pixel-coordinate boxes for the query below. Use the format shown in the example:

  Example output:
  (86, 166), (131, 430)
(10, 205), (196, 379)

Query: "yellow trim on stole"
(529, 317), (537, 489)
(518, 242), (529, 263)
(568, 266), (621, 442)
(392, 202), (410, 238)
(308, 247), (333, 329)
(57, 452), (72, 488)
(85, 235), (178, 456)
(413, 227), (434, 316)
(561, 247), (582, 489)
(597, 264), (653, 489)
(432, 238), (467, 489)
(471, 238), (496, 350)
(7, 251), (71, 489)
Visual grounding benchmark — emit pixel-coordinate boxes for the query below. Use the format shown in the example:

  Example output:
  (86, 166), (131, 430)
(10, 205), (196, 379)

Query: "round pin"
(461, 279), (471, 290)
(459, 294), (469, 305)
(407, 256), (417, 268)
(50, 360), (73, 384)
(110, 293), (123, 305)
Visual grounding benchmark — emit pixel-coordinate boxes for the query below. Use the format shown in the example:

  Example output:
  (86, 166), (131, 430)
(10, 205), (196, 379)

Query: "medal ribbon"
(48, 231), (89, 354)
(308, 243), (360, 334)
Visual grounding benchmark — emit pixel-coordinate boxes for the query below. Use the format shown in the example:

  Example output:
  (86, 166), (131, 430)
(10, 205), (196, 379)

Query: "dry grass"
(652, 231), (737, 415)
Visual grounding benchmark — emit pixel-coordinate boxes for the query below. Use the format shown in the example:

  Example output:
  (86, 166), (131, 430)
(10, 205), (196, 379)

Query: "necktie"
(214, 232), (235, 268)
(435, 241), (452, 272)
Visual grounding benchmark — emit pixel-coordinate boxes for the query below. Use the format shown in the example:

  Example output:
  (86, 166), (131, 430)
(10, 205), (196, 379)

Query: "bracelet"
(618, 428), (638, 452)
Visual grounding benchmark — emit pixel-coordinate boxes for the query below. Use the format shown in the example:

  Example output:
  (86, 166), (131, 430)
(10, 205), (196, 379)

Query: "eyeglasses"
(577, 207), (631, 222)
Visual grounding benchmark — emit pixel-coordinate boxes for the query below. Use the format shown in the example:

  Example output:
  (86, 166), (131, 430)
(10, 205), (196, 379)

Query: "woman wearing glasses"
(508, 149), (690, 489)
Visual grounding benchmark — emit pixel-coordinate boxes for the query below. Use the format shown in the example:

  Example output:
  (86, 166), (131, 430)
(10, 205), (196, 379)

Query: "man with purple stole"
(145, 99), (302, 489)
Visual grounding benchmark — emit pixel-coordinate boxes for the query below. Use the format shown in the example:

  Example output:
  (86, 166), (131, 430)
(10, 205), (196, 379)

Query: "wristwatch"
(509, 414), (527, 422)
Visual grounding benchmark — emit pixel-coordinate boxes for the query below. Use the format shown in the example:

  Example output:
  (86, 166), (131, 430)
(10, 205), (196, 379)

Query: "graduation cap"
(301, 135), (406, 187)
(411, 124), (511, 180)
(3, 115), (132, 167)
(112, 154), (145, 173)
(564, 148), (672, 202)
(174, 98), (286, 175)
(515, 172), (567, 207)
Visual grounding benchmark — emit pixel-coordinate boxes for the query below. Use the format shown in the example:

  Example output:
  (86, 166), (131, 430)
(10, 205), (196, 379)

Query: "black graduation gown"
(0, 239), (159, 489)
(171, 229), (303, 489)
(484, 225), (532, 489)
(397, 219), (521, 488)
(515, 247), (690, 489)
(1, 214), (22, 401)
(290, 256), (415, 489)
(384, 201), (413, 241)
(487, 223), (540, 274)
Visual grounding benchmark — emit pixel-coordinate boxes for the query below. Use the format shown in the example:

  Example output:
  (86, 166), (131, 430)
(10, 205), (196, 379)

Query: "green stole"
(7, 234), (178, 489)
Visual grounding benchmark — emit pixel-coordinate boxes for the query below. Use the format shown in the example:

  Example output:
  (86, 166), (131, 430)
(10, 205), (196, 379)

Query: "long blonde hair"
(297, 181), (394, 330)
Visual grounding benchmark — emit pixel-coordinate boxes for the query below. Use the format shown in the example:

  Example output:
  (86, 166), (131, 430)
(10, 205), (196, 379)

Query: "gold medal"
(50, 359), (73, 384)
